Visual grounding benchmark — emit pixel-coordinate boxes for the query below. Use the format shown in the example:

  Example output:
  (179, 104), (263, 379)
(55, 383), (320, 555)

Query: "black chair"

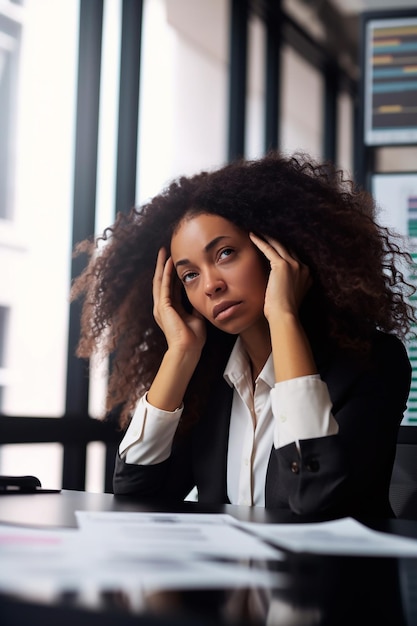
(390, 443), (417, 520)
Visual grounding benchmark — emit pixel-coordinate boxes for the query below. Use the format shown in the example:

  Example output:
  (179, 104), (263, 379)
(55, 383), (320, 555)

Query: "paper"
(0, 515), (284, 599)
(236, 516), (417, 557)
(75, 511), (282, 560)
(2, 510), (417, 605)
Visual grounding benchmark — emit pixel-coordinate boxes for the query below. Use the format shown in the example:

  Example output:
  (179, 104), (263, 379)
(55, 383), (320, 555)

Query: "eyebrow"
(174, 235), (232, 269)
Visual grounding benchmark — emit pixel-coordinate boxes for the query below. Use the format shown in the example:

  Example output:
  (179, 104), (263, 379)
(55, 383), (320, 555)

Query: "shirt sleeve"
(119, 394), (183, 464)
(270, 374), (339, 450)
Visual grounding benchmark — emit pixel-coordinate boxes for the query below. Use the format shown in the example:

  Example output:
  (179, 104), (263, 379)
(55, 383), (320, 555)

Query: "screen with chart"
(364, 15), (417, 146)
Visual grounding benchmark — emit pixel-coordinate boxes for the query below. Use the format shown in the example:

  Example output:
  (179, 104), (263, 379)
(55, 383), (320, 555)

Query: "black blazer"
(114, 331), (411, 518)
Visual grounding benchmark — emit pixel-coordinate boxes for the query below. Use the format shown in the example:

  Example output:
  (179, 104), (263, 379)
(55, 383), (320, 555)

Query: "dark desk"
(1, 490), (417, 626)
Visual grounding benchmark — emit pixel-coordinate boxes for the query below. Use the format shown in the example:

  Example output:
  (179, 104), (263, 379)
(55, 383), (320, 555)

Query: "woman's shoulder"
(317, 330), (411, 388)
(371, 330), (409, 363)
(359, 331), (411, 394)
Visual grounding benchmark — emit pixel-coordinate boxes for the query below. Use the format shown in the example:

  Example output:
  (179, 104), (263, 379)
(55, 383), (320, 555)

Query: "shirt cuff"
(119, 394), (183, 464)
(271, 375), (338, 449)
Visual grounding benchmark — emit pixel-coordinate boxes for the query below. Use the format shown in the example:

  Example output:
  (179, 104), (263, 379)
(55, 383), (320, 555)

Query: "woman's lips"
(212, 301), (242, 320)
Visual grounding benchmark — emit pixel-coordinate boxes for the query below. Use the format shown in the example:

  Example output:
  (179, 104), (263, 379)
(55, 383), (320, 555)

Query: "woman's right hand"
(153, 247), (207, 356)
(148, 248), (206, 412)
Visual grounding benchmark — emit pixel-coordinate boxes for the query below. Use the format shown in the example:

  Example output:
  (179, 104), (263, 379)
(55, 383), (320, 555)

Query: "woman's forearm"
(147, 348), (201, 412)
(269, 312), (318, 382)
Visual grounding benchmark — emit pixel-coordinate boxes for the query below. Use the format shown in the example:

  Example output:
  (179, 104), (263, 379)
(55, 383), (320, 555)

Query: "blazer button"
(291, 461), (300, 474)
(306, 459), (320, 472)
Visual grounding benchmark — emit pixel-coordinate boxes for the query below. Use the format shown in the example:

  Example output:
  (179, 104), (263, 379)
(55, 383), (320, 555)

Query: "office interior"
(0, 0), (417, 514)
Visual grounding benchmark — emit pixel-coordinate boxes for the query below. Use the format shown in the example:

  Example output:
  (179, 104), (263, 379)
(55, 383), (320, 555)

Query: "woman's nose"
(204, 272), (226, 297)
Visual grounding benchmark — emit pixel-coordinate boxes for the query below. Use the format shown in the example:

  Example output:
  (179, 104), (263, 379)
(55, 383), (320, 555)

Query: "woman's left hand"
(249, 233), (312, 321)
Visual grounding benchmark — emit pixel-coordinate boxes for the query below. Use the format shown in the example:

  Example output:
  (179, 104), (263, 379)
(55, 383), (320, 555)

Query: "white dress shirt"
(119, 338), (338, 506)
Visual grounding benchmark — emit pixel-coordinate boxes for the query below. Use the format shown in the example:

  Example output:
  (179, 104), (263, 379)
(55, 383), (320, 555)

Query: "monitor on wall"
(362, 9), (417, 146)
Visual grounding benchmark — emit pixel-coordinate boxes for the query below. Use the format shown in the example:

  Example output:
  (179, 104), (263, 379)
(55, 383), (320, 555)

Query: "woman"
(71, 152), (415, 517)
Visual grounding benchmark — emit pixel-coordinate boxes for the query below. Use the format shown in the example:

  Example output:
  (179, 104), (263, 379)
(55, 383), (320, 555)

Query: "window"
(0, 304), (10, 411)
(136, 0), (229, 205)
(0, 5), (21, 220)
(280, 44), (324, 159)
(245, 14), (266, 159)
(0, 0), (78, 489)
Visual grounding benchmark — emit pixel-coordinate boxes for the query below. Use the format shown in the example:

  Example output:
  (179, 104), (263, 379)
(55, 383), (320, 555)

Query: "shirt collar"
(223, 337), (275, 388)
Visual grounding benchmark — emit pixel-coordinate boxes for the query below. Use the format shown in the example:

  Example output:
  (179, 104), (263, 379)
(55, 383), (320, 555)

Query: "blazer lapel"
(192, 378), (233, 504)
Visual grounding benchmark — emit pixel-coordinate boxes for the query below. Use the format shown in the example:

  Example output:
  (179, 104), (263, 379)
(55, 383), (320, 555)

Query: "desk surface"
(1, 490), (417, 626)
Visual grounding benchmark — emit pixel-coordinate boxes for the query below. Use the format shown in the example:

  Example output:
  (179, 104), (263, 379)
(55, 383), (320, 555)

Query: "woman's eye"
(182, 271), (198, 284)
(219, 247), (234, 260)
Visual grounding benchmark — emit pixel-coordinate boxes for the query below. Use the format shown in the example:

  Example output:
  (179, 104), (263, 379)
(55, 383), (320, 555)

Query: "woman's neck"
(239, 320), (271, 383)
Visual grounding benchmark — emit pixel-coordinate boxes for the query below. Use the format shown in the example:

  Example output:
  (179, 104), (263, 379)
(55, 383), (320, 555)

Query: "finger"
(159, 256), (175, 303)
(263, 235), (298, 264)
(152, 247), (167, 306)
(249, 232), (289, 263)
(154, 247), (167, 282)
(255, 233), (305, 267)
(249, 232), (274, 257)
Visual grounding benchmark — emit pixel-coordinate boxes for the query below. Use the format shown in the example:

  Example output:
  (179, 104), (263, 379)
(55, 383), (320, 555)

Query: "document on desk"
(0, 520), (285, 597)
(75, 511), (281, 560)
(236, 516), (417, 557)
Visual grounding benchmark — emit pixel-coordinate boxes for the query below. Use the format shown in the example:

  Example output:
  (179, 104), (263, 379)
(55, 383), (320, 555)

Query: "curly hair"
(70, 151), (416, 430)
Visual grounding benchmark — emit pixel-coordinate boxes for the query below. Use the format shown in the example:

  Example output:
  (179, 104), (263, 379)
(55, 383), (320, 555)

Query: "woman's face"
(170, 213), (269, 335)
